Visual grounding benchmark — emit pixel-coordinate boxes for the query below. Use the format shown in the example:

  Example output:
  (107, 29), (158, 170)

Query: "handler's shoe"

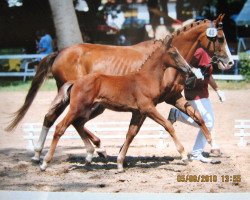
(168, 108), (177, 124)
(190, 154), (212, 163)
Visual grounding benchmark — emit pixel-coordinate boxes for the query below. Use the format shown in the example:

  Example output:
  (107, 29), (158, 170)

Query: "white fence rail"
(213, 74), (244, 81)
(23, 121), (169, 151)
(0, 54), (47, 81)
(234, 119), (250, 147)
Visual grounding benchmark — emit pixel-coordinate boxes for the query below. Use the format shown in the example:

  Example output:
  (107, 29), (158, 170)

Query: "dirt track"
(0, 89), (249, 193)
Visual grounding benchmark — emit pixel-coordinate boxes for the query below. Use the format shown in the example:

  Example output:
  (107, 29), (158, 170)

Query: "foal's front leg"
(144, 106), (188, 163)
(173, 96), (213, 145)
(117, 112), (146, 173)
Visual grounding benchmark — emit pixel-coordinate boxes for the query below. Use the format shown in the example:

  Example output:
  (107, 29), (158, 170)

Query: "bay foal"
(40, 40), (211, 172)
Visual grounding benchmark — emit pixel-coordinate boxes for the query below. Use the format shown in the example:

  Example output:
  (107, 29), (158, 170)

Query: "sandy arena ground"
(0, 89), (249, 193)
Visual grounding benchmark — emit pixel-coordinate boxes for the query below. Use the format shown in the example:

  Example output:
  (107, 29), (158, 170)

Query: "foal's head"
(163, 36), (192, 74)
(167, 45), (191, 74)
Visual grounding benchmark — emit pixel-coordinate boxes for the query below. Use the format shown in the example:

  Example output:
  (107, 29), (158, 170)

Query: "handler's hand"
(192, 68), (204, 80)
(216, 90), (225, 102)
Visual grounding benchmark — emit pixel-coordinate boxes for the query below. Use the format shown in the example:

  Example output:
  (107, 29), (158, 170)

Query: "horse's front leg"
(172, 96), (213, 146)
(144, 105), (188, 164)
(32, 88), (69, 163)
(117, 112), (146, 173)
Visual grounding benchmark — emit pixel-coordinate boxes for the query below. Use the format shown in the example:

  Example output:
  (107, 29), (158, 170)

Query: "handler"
(168, 47), (225, 163)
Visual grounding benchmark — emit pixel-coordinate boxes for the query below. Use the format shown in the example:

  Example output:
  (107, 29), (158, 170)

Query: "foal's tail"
(5, 52), (59, 132)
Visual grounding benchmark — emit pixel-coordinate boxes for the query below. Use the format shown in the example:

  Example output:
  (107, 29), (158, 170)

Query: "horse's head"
(198, 14), (234, 70)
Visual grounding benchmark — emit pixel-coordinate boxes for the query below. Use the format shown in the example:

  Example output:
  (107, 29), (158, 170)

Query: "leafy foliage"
(239, 53), (250, 81)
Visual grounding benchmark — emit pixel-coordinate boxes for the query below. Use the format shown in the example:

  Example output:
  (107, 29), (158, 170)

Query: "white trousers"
(175, 98), (218, 156)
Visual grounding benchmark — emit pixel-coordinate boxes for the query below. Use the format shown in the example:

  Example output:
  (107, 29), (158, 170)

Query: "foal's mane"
(137, 38), (167, 71)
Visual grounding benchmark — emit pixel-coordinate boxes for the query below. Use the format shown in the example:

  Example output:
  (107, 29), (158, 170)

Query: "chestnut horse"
(6, 15), (234, 163)
(40, 40), (201, 172)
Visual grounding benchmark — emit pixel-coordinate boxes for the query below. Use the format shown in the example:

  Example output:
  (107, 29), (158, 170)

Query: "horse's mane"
(172, 19), (208, 37)
(136, 19), (209, 72)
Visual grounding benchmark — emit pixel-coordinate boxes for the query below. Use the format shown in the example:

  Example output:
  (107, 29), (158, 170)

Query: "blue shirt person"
(36, 30), (53, 54)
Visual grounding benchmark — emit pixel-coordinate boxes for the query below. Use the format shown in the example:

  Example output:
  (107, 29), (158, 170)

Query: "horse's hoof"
(116, 169), (125, 174)
(210, 149), (221, 157)
(182, 157), (189, 165)
(31, 157), (40, 164)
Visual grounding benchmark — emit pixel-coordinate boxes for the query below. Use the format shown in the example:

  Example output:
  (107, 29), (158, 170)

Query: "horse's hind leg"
(31, 83), (73, 163)
(73, 121), (95, 164)
(173, 96), (213, 145)
(117, 112), (146, 172)
(33, 89), (105, 162)
(144, 106), (188, 163)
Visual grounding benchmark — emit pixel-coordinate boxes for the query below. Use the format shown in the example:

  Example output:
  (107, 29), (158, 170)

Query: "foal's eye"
(218, 37), (224, 43)
(173, 52), (178, 57)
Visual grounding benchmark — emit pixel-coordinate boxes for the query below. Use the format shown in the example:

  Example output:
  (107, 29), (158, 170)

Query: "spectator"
(36, 30), (53, 54)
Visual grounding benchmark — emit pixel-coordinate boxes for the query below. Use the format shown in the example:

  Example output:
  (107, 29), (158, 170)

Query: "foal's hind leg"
(40, 109), (76, 171)
(32, 86), (70, 163)
(117, 112), (146, 172)
(144, 106), (188, 163)
(85, 104), (107, 158)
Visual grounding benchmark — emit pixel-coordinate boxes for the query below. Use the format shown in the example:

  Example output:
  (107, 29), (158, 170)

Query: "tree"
(49, 0), (83, 50)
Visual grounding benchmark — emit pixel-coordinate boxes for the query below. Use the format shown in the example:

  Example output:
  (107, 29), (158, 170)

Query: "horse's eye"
(218, 37), (224, 43)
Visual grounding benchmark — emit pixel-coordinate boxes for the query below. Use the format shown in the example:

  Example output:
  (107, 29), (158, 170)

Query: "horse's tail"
(5, 52), (59, 132)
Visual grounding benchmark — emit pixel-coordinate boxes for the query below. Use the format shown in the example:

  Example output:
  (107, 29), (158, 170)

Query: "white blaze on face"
(225, 42), (234, 67)
(219, 33), (234, 70)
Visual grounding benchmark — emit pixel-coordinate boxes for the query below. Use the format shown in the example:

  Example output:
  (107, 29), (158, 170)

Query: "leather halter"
(204, 21), (224, 66)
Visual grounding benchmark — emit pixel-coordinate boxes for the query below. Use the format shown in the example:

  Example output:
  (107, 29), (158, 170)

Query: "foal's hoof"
(39, 163), (47, 171)
(85, 160), (91, 166)
(85, 154), (93, 164)
(31, 156), (40, 164)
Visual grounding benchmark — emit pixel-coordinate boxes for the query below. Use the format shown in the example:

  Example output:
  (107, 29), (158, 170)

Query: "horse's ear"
(215, 13), (225, 27)
(220, 14), (225, 21)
